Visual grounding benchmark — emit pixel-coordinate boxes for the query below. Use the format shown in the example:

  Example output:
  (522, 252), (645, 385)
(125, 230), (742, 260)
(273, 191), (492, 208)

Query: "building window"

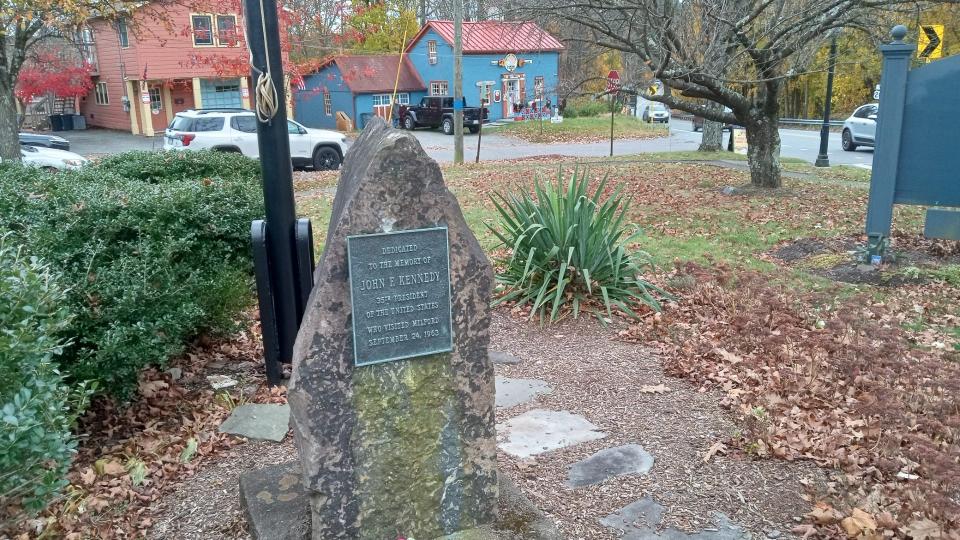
(95, 82), (109, 105)
(215, 82), (240, 94)
(117, 18), (129, 48)
(478, 82), (492, 105)
(149, 87), (162, 113)
(430, 81), (448, 96)
(192, 15), (214, 46)
(371, 93), (410, 107)
(216, 15), (238, 46)
(323, 92), (332, 116)
(427, 40), (437, 64)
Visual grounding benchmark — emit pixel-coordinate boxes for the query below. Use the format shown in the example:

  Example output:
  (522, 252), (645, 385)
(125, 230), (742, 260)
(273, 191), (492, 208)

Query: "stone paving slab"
(566, 444), (654, 488)
(219, 404), (290, 442)
(497, 409), (607, 459)
(490, 350), (522, 364)
(496, 376), (551, 409)
(600, 497), (749, 540)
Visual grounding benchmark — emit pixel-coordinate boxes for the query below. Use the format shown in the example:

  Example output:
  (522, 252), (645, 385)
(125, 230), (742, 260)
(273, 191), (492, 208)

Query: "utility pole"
(815, 31), (839, 167)
(453, 0), (464, 164)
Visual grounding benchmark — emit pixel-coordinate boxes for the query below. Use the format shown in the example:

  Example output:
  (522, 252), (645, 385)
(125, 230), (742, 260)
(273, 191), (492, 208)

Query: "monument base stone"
(240, 462), (559, 540)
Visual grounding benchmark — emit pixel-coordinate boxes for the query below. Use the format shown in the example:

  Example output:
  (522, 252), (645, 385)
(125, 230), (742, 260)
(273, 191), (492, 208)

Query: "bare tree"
(528, 0), (943, 188)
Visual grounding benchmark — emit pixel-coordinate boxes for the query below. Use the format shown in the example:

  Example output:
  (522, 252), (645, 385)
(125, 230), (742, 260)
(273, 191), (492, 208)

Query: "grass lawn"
(490, 114), (667, 143)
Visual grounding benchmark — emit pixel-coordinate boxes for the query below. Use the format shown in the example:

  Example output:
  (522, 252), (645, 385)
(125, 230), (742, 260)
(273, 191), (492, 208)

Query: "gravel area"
(150, 439), (298, 539)
(148, 308), (826, 539)
(489, 310), (827, 539)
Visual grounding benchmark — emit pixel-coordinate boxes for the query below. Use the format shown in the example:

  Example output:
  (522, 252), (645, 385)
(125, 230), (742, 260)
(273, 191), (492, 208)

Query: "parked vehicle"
(18, 144), (88, 170)
(163, 109), (349, 170)
(642, 102), (671, 123)
(841, 103), (878, 151)
(19, 132), (70, 151)
(398, 96), (487, 135)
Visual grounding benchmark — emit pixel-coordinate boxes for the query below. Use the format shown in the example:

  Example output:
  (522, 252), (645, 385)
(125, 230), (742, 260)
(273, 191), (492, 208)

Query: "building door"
(200, 79), (242, 108)
(502, 75), (524, 118)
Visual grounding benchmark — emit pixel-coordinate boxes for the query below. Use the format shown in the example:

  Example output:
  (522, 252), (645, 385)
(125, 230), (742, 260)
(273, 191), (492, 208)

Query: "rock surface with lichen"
(288, 118), (497, 539)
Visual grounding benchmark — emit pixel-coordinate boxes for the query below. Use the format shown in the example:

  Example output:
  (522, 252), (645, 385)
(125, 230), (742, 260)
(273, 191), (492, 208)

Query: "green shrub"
(93, 150), (261, 183)
(0, 239), (93, 519)
(563, 99), (609, 118)
(0, 152), (263, 398)
(488, 167), (669, 323)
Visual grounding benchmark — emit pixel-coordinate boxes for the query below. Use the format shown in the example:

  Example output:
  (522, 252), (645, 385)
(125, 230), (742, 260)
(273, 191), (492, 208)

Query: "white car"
(18, 144), (89, 170)
(642, 102), (671, 123)
(841, 103), (878, 151)
(163, 109), (349, 170)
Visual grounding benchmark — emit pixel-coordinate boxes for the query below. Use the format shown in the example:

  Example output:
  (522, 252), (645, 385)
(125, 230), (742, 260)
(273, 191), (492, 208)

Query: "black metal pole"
(244, 0), (301, 367)
(815, 32), (839, 167)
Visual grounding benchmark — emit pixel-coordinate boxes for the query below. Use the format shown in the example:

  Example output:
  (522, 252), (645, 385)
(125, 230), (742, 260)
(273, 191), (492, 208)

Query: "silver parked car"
(841, 103), (878, 151)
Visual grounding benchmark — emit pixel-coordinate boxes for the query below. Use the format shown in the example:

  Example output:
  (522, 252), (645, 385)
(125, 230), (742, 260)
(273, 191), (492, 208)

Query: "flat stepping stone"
(490, 350), (521, 364)
(219, 404), (290, 442)
(600, 497), (749, 540)
(497, 409), (606, 459)
(566, 444), (654, 488)
(496, 376), (551, 408)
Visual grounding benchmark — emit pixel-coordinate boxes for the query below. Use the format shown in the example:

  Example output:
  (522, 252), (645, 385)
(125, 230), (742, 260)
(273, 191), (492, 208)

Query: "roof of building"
(407, 20), (564, 54)
(314, 55), (426, 94)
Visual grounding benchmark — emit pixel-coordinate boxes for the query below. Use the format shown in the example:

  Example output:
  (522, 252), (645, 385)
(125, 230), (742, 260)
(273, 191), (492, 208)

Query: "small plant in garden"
(488, 167), (669, 323)
(0, 239), (93, 522)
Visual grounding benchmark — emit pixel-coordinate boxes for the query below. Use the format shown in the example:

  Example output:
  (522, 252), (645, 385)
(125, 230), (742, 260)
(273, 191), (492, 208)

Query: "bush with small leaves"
(93, 149), (261, 183)
(562, 99), (609, 118)
(488, 167), (669, 323)
(0, 151), (263, 398)
(0, 239), (93, 521)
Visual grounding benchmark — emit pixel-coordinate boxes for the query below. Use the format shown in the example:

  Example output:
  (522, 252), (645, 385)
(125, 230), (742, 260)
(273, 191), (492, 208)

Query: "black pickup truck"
(399, 96), (487, 134)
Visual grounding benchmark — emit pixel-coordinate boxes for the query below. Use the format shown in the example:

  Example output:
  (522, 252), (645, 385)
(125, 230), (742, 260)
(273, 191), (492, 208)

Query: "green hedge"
(0, 151), (263, 399)
(0, 240), (92, 519)
(562, 99), (610, 118)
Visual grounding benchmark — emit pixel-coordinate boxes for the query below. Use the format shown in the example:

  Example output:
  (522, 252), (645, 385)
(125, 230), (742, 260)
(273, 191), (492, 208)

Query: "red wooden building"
(79, 1), (291, 136)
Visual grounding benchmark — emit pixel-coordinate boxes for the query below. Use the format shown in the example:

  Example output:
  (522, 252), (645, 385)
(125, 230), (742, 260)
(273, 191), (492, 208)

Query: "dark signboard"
(346, 227), (453, 366)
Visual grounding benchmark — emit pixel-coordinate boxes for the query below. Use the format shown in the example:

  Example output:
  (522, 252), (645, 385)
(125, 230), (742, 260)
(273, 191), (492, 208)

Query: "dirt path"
(149, 309), (825, 539)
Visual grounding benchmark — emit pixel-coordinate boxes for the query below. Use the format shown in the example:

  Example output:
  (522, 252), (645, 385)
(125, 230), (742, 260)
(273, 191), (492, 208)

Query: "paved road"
(66, 119), (875, 169)
(412, 119), (875, 168)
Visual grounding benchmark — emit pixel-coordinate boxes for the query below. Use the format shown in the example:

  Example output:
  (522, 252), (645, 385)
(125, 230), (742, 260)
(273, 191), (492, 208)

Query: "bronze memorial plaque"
(346, 226), (453, 366)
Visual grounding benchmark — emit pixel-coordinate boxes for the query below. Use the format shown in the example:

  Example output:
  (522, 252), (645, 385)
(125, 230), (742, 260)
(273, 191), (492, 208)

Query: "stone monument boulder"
(288, 118), (497, 539)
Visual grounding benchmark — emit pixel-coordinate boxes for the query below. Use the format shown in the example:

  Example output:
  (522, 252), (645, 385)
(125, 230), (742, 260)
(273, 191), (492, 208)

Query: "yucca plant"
(488, 167), (670, 323)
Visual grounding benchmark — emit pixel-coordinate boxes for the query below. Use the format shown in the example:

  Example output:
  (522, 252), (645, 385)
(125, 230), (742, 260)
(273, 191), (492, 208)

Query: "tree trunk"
(698, 102), (724, 152)
(0, 81), (20, 163)
(744, 114), (782, 188)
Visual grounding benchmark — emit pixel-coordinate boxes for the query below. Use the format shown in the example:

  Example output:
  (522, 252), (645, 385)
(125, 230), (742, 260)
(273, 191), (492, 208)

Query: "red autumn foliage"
(16, 52), (94, 101)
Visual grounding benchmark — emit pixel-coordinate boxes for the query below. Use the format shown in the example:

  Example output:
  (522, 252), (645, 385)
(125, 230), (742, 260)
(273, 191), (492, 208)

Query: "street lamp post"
(815, 31), (839, 167)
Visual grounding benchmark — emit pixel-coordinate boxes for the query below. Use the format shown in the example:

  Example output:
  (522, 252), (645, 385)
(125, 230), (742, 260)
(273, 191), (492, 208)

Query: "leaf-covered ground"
(7, 154), (957, 538)
(491, 114), (668, 144)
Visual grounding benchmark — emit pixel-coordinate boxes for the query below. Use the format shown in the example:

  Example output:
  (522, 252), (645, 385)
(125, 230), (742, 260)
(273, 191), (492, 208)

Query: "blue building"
(294, 20), (563, 129)
(294, 55), (427, 130)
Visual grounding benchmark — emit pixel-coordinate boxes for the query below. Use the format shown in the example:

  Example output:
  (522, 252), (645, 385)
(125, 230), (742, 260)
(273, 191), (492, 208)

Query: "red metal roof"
(408, 20), (564, 54)
(318, 55), (426, 94)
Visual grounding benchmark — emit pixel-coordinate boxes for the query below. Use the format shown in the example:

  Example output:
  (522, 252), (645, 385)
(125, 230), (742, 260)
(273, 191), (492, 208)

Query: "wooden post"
(609, 93), (615, 157)
(138, 81), (154, 137)
(865, 26), (913, 258)
(192, 77), (203, 108)
(453, 0), (464, 164)
(125, 80), (140, 135)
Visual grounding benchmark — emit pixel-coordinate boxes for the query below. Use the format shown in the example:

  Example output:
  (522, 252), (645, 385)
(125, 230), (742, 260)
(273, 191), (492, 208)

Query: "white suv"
(163, 109), (349, 170)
